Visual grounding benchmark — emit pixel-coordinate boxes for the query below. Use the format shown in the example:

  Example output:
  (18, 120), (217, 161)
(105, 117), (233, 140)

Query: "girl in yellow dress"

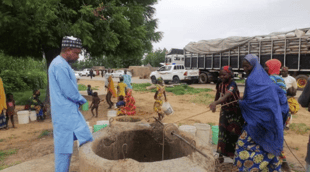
(117, 76), (127, 99)
(153, 77), (167, 121)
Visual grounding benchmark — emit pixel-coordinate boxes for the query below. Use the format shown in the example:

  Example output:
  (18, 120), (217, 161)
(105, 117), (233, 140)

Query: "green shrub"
(12, 89), (46, 105)
(78, 84), (88, 91)
(165, 84), (212, 95)
(132, 83), (152, 92)
(1, 69), (47, 92)
(132, 83), (212, 96)
(0, 52), (47, 93)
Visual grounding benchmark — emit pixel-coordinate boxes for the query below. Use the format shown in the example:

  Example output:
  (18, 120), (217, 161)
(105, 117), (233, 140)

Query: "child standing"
(87, 85), (93, 96)
(116, 95), (126, 108)
(281, 66), (299, 129)
(6, 93), (16, 129)
(209, 66), (244, 163)
(154, 77), (167, 121)
(265, 59), (291, 171)
(117, 76), (127, 99)
(116, 95), (126, 116)
(89, 92), (101, 118)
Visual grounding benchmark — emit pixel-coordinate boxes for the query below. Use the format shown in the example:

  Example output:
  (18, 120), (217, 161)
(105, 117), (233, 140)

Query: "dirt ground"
(0, 79), (309, 171)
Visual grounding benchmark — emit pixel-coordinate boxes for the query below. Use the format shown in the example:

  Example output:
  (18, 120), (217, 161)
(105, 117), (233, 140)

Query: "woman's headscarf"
(108, 76), (117, 98)
(221, 66), (233, 78)
(240, 54), (288, 156)
(157, 77), (163, 85)
(244, 54), (258, 66)
(265, 59), (282, 75)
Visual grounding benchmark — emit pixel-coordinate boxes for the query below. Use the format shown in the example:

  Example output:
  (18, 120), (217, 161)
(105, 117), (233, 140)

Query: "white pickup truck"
(150, 64), (199, 84)
(78, 68), (96, 77)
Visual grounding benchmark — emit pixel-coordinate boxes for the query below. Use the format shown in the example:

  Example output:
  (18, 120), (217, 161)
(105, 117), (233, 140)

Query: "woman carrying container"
(106, 75), (117, 109)
(209, 66), (244, 163)
(154, 77), (167, 121)
(234, 54), (289, 171)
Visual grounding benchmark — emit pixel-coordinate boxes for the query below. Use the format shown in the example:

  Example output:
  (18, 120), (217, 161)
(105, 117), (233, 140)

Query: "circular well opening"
(94, 129), (195, 162)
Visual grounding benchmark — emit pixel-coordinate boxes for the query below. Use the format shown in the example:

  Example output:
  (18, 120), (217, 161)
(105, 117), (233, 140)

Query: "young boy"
(87, 85), (93, 96)
(116, 95), (126, 108)
(281, 67), (299, 129)
(117, 76), (127, 99)
(89, 92), (101, 118)
(116, 95), (126, 116)
(6, 93), (16, 129)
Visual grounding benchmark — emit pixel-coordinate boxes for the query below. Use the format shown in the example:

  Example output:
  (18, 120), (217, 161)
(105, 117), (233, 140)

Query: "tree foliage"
(142, 48), (167, 67)
(0, 0), (163, 66)
(0, 52), (47, 92)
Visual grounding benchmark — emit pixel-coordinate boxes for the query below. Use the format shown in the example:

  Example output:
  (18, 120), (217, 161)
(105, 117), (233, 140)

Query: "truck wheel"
(199, 73), (208, 84)
(295, 75), (308, 89)
(173, 76), (180, 84)
(151, 76), (157, 84)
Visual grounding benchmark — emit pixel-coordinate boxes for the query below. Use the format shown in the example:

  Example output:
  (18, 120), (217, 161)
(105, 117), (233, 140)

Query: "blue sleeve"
(227, 81), (237, 94)
(54, 66), (86, 105)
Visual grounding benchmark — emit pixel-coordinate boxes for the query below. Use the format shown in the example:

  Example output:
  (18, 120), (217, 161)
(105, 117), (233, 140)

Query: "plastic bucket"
(96, 120), (109, 125)
(29, 111), (37, 121)
(162, 102), (174, 116)
(211, 125), (219, 145)
(93, 124), (108, 132)
(107, 110), (117, 120)
(82, 101), (89, 111)
(179, 125), (197, 137)
(17, 111), (30, 124)
(194, 123), (211, 145)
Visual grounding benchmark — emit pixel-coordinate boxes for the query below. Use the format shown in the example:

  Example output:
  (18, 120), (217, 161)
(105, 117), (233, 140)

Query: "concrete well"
(79, 121), (215, 172)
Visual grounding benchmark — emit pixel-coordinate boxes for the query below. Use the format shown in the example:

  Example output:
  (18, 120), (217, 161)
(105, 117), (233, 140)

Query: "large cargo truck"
(184, 28), (310, 89)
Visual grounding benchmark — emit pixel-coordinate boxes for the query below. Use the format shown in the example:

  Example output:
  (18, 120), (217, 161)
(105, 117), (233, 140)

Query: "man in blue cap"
(48, 36), (93, 172)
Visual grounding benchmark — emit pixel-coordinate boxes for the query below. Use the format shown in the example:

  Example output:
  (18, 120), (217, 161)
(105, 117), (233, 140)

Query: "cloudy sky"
(152, 0), (310, 51)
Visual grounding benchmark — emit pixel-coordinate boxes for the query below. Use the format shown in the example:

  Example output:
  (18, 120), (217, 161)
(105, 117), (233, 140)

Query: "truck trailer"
(184, 28), (310, 89)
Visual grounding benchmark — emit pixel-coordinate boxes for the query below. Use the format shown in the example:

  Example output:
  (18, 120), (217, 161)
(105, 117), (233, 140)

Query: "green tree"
(143, 48), (167, 67)
(0, 0), (163, 102)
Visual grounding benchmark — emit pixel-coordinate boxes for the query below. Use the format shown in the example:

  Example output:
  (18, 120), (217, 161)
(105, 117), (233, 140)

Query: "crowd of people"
(0, 86), (47, 130)
(1, 36), (310, 172)
(208, 54), (305, 171)
(86, 69), (137, 117)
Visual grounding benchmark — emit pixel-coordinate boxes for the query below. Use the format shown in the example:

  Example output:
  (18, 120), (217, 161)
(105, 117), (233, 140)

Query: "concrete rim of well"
(79, 122), (216, 172)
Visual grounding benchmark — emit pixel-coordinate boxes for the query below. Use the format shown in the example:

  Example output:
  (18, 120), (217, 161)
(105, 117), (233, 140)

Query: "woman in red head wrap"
(209, 66), (244, 163)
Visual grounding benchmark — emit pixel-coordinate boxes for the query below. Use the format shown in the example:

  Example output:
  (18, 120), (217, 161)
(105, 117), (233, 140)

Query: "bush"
(1, 69), (47, 92)
(0, 53), (47, 93)
(132, 83), (152, 92)
(12, 89), (46, 105)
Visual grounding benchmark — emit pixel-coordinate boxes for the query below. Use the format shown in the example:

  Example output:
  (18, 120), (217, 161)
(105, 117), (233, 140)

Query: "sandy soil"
(0, 79), (309, 171)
